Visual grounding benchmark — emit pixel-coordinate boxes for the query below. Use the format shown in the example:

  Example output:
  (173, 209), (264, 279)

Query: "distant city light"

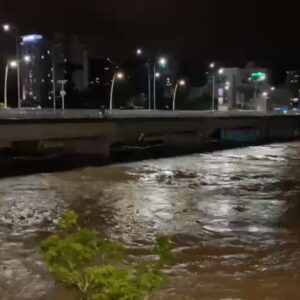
(263, 92), (268, 97)
(271, 86), (275, 91)
(136, 48), (142, 55)
(3, 24), (11, 32)
(24, 55), (31, 62)
(155, 72), (161, 78)
(218, 68), (224, 75)
(158, 57), (167, 67)
(209, 62), (215, 69)
(21, 34), (43, 44)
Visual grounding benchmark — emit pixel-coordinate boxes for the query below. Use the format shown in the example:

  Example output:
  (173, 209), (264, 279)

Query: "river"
(1, 142), (300, 300)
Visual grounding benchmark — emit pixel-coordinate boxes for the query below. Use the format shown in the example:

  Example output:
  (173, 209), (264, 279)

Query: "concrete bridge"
(0, 109), (299, 158)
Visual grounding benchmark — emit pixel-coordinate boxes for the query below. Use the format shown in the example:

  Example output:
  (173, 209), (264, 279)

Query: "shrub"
(42, 210), (174, 300)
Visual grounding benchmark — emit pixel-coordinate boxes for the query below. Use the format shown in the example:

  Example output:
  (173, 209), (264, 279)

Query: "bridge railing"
(0, 108), (296, 120)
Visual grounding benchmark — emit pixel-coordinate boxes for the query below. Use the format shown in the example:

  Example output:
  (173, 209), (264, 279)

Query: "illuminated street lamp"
(208, 63), (224, 111)
(110, 72), (124, 110)
(153, 57), (168, 110)
(2, 23), (21, 108)
(135, 48), (168, 110)
(158, 57), (167, 68)
(4, 60), (18, 109)
(172, 79), (186, 111)
(262, 92), (268, 97)
(135, 48), (152, 109)
(2, 24), (11, 32)
(209, 62), (215, 69)
(4, 56), (31, 109)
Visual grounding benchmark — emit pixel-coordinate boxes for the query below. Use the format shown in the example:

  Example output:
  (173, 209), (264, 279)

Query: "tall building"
(20, 34), (53, 107)
(20, 33), (89, 108)
(285, 70), (300, 100)
(214, 66), (271, 111)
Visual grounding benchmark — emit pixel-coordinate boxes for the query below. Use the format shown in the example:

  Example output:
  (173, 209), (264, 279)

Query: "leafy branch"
(42, 210), (174, 300)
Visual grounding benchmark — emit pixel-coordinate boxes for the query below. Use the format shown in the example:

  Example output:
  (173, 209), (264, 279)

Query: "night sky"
(1, 0), (300, 83)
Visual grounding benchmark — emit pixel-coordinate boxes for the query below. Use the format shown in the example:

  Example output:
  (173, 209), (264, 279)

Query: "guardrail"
(0, 108), (297, 120)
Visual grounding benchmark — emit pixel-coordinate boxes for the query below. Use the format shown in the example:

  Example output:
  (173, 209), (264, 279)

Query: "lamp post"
(2, 24), (21, 108)
(209, 63), (216, 111)
(209, 63), (224, 111)
(136, 48), (151, 110)
(153, 57), (167, 110)
(136, 50), (167, 110)
(172, 80), (186, 111)
(110, 72), (124, 111)
(4, 60), (18, 108)
(4, 56), (31, 109)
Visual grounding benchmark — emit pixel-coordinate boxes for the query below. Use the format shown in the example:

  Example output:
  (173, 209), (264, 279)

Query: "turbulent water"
(1, 142), (300, 300)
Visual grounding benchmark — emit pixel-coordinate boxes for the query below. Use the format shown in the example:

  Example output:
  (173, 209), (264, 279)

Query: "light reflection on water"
(1, 143), (300, 299)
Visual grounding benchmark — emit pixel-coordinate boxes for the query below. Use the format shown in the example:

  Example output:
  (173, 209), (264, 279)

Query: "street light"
(9, 60), (18, 68)
(263, 92), (268, 97)
(135, 48), (151, 109)
(208, 63), (224, 111)
(271, 86), (275, 91)
(4, 57), (31, 109)
(153, 57), (168, 110)
(110, 72), (124, 111)
(158, 57), (167, 68)
(3, 24), (11, 32)
(2, 23), (21, 108)
(173, 79), (186, 111)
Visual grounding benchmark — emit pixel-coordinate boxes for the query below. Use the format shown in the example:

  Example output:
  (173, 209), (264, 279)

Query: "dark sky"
(1, 0), (300, 78)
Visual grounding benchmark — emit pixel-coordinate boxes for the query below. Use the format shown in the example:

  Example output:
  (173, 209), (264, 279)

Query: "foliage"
(42, 210), (174, 300)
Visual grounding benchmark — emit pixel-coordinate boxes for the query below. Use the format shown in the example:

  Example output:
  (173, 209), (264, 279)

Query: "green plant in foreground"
(42, 210), (174, 300)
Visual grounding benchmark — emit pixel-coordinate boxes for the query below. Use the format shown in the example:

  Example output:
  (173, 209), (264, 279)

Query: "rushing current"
(1, 142), (300, 300)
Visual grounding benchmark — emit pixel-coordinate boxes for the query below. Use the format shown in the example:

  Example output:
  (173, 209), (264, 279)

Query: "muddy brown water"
(1, 142), (300, 300)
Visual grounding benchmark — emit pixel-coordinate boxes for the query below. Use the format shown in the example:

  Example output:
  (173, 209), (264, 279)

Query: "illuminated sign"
(21, 34), (43, 44)
(251, 72), (267, 80)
